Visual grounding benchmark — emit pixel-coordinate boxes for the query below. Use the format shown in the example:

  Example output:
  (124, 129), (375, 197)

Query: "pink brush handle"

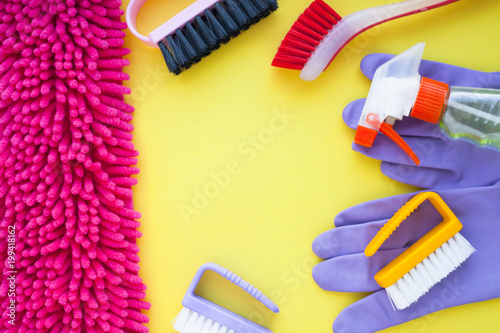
(126, 0), (222, 48)
(126, 0), (153, 46)
(301, 0), (461, 81)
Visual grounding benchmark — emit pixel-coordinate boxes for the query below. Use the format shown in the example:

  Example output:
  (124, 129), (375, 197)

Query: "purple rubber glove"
(344, 54), (500, 189)
(312, 183), (500, 333)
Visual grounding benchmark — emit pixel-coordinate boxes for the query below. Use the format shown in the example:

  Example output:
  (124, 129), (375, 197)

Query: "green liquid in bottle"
(440, 86), (500, 150)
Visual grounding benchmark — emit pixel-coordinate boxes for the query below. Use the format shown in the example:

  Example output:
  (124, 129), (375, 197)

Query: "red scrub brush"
(0, 0), (150, 332)
(272, 0), (460, 81)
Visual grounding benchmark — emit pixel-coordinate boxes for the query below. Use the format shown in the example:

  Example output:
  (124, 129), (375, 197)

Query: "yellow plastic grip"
(364, 192), (463, 288)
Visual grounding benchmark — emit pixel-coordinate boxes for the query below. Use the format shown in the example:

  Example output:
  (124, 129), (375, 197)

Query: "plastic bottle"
(439, 87), (500, 148)
(354, 43), (500, 165)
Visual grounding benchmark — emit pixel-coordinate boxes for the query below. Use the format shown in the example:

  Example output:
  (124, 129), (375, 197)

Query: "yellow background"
(122, 0), (500, 332)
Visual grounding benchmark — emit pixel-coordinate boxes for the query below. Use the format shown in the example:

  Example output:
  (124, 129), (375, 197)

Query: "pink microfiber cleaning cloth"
(0, 1), (150, 332)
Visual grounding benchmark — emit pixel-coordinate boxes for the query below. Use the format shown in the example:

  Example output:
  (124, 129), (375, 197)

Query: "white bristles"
(172, 307), (236, 333)
(386, 233), (475, 310)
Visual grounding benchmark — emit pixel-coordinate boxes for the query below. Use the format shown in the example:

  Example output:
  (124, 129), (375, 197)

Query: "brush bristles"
(160, 0), (278, 75)
(386, 233), (475, 310)
(272, 0), (342, 70)
(172, 307), (236, 333)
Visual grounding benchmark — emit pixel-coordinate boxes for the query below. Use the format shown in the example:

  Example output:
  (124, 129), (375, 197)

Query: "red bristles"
(297, 15), (329, 37)
(288, 28), (322, 47)
(278, 45), (312, 59)
(272, 0), (342, 70)
(317, 0), (342, 21)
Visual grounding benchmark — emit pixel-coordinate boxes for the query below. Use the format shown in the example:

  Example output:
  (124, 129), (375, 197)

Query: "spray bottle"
(355, 43), (500, 165)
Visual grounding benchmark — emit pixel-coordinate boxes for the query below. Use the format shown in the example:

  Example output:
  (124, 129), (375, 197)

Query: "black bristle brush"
(126, 0), (278, 75)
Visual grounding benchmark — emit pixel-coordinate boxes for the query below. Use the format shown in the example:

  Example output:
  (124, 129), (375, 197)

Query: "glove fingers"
(351, 137), (447, 168)
(381, 162), (457, 189)
(313, 221), (389, 259)
(360, 53), (500, 89)
(379, 142), (500, 188)
(490, 71), (500, 87)
(418, 62), (500, 89)
(342, 99), (365, 130)
(359, 53), (393, 80)
(343, 99), (447, 138)
(348, 104), (500, 188)
(332, 289), (432, 333)
(333, 290), (399, 333)
(334, 193), (414, 227)
(312, 249), (404, 292)
(352, 134), (466, 167)
(332, 272), (483, 333)
(313, 210), (441, 259)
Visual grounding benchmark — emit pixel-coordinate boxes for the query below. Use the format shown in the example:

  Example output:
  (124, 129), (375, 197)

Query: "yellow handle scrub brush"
(365, 192), (476, 310)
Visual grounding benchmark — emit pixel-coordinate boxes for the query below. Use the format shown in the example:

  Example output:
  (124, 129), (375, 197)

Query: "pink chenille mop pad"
(0, 0), (150, 332)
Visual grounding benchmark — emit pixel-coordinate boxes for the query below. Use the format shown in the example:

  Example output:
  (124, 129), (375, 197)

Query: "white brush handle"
(300, 0), (460, 81)
(126, 0), (222, 48)
(126, 0), (153, 46)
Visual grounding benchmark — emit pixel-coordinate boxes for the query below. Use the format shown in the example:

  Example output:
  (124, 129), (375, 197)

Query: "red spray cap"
(355, 122), (421, 165)
(411, 77), (450, 124)
(354, 77), (450, 166)
(354, 43), (451, 165)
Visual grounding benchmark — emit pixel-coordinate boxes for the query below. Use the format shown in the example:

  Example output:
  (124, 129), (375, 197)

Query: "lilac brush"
(172, 263), (279, 333)
(0, 0), (150, 332)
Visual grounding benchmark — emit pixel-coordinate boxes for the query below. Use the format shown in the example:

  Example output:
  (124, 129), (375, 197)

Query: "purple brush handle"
(183, 263), (279, 333)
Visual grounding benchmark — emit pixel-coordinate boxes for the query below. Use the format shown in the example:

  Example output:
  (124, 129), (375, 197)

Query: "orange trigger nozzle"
(379, 123), (420, 165)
